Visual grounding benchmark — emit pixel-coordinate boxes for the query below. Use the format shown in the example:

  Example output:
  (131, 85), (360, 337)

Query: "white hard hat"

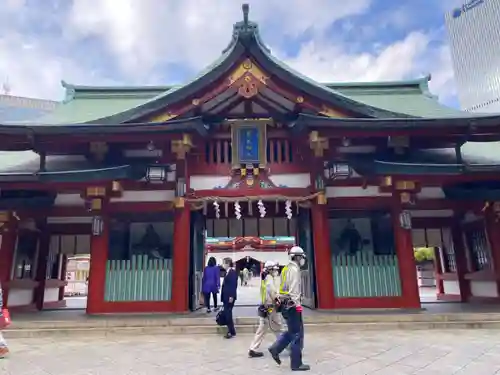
(264, 260), (275, 269)
(289, 246), (305, 257)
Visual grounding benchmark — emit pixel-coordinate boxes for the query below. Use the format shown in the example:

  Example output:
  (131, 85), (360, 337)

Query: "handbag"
(215, 308), (227, 326)
(0, 309), (11, 329)
(257, 304), (269, 318)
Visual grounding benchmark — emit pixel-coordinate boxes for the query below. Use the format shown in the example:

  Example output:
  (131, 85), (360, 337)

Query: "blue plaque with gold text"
(238, 126), (260, 163)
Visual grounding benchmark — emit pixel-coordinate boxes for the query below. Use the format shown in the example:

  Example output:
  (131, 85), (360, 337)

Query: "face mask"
(299, 258), (306, 267)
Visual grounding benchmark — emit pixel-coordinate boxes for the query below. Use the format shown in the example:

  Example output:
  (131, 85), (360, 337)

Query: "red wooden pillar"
(311, 200), (335, 309)
(86, 216), (109, 314)
(451, 219), (471, 301)
(0, 214), (16, 306)
(392, 206), (420, 309)
(34, 223), (50, 310)
(483, 210), (500, 297)
(171, 199), (190, 312)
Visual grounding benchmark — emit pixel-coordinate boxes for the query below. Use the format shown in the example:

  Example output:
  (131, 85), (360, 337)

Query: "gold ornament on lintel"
(174, 197), (185, 208)
(317, 192), (327, 205)
(111, 181), (122, 192)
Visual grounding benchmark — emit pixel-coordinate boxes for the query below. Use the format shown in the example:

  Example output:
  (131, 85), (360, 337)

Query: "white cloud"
(0, 0), (456, 106)
(282, 31), (457, 103)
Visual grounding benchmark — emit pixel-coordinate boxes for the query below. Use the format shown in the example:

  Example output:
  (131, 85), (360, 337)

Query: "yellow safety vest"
(279, 265), (289, 294)
(260, 279), (266, 304)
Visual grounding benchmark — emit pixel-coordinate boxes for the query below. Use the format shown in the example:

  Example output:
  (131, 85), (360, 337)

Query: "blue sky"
(0, 0), (464, 108)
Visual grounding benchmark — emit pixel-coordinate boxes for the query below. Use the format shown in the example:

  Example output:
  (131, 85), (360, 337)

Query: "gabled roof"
(35, 74), (467, 125)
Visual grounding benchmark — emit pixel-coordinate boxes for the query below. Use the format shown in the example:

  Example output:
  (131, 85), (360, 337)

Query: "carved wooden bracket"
(171, 134), (193, 160)
(308, 131), (328, 157)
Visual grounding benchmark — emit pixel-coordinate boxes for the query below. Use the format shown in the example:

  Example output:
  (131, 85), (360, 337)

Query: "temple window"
(205, 217), (296, 238)
(266, 139), (293, 164)
(464, 224), (491, 272)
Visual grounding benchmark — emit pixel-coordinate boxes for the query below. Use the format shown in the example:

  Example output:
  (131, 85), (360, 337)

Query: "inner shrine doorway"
(188, 200), (318, 310)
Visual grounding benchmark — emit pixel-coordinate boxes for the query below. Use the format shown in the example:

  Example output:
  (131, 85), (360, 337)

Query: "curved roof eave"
(74, 5), (418, 125)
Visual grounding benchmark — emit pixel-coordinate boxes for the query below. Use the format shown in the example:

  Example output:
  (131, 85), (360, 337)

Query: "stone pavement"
(2, 329), (500, 375)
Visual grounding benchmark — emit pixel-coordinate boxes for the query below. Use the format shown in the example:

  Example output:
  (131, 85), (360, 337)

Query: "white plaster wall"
(43, 287), (60, 303)
(470, 280), (499, 298)
(190, 175), (232, 190)
(443, 280), (461, 295)
(8, 289), (33, 307)
(326, 186), (391, 198)
(110, 190), (175, 202)
(54, 194), (85, 206)
(268, 173), (310, 188)
(416, 187), (445, 199)
(207, 251), (288, 266)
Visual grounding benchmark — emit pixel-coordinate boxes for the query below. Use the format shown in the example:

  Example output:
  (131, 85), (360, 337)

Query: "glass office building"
(445, 0), (500, 112)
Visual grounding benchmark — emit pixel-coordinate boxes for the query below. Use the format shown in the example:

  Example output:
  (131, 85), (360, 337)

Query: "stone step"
(5, 320), (500, 339)
(9, 312), (500, 330)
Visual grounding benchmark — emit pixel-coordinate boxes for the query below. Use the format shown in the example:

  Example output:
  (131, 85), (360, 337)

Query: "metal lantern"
(324, 162), (352, 180)
(92, 216), (104, 236)
(145, 165), (167, 183)
(176, 177), (186, 197)
(399, 210), (412, 230)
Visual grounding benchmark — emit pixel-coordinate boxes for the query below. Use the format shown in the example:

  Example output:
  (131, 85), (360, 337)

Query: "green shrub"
(414, 247), (434, 263)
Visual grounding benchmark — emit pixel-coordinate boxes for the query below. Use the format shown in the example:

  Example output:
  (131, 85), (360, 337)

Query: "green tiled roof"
(31, 75), (467, 125)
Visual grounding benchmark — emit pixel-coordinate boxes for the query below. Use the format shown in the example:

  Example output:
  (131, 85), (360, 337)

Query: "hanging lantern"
(145, 165), (167, 183)
(92, 216), (103, 236)
(285, 200), (293, 220)
(213, 201), (221, 219)
(399, 210), (412, 230)
(258, 200), (266, 218)
(234, 201), (242, 220)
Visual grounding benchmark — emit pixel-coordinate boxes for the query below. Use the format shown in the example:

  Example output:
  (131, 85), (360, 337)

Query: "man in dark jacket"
(221, 257), (238, 339)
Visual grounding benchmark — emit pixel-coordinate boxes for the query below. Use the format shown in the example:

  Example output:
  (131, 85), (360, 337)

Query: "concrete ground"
(2, 329), (500, 374)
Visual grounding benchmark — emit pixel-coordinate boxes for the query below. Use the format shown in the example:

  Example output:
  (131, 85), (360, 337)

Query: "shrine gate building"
(2, 5), (500, 314)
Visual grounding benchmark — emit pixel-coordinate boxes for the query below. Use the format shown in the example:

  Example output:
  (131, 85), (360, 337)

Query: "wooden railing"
(104, 255), (172, 302)
(332, 253), (402, 298)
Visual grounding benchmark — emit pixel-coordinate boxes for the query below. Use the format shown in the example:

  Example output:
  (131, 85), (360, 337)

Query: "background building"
(445, 0), (500, 113)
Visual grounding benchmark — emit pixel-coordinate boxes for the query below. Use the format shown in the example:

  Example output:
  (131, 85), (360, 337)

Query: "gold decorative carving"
(171, 133), (193, 160)
(174, 197), (185, 208)
(395, 180), (416, 191)
(227, 58), (269, 86)
(296, 96), (304, 103)
(317, 192), (327, 205)
(318, 105), (344, 118)
(90, 198), (102, 211)
(86, 186), (107, 197)
(111, 181), (122, 192)
(238, 75), (259, 98)
(380, 176), (393, 187)
(192, 98), (200, 106)
(150, 112), (178, 122)
(308, 131), (329, 157)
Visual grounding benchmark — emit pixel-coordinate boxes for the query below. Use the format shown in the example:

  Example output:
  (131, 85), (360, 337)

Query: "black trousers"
(203, 292), (218, 308)
(223, 301), (236, 336)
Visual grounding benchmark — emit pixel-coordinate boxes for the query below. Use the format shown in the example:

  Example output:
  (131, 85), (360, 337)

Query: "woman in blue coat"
(202, 257), (220, 313)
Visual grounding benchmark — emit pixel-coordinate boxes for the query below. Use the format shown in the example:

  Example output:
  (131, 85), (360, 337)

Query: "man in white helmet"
(248, 261), (284, 357)
(268, 246), (310, 371)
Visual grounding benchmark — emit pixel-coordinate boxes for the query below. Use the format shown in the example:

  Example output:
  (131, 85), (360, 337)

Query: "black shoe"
(292, 364), (311, 371)
(206, 309), (211, 313)
(224, 333), (235, 339)
(268, 348), (281, 365)
(248, 350), (264, 358)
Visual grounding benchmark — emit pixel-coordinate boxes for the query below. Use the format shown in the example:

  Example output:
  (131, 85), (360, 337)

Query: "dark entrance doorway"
(235, 256), (261, 286)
